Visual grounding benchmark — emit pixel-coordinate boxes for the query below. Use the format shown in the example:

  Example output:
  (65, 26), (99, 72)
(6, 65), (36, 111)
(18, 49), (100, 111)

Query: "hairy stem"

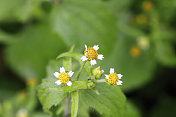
(94, 79), (106, 83)
(76, 61), (86, 81)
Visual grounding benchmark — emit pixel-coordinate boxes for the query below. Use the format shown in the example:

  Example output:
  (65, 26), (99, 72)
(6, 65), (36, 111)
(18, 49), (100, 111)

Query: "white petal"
(85, 45), (87, 50)
(90, 60), (97, 65)
(93, 45), (99, 51)
(105, 74), (109, 79)
(117, 80), (123, 85)
(81, 56), (88, 61)
(117, 74), (123, 79)
(55, 80), (61, 85)
(54, 72), (60, 78)
(60, 67), (65, 73)
(101, 70), (104, 73)
(98, 54), (104, 60)
(67, 81), (72, 86)
(110, 68), (114, 74)
(97, 66), (100, 69)
(68, 71), (74, 77)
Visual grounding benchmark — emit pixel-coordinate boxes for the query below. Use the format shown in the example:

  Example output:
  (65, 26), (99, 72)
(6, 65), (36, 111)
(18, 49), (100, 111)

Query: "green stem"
(94, 79), (106, 83)
(76, 61), (86, 81)
(71, 90), (79, 117)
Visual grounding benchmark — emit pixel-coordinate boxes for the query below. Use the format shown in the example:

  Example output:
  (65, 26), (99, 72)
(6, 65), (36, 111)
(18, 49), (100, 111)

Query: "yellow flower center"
(59, 72), (70, 84)
(108, 73), (119, 85)
(85, 47), (98, 60)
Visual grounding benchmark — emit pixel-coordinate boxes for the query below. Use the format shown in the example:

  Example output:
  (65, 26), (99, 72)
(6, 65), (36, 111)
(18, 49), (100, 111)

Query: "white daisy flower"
(81, 45), (104, 65)
(105, 68), (123, 85)
(54, 67), (74, 86)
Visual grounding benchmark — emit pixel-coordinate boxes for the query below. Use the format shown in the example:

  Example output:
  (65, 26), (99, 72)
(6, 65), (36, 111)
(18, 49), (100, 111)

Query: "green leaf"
(38, 60), (88, 109)
(57, 52), (83, 65)
(125, 101), (141, 117)
(71, 91), (79, 117)
(0, 0), (23, 21)
(79, 83), (126, 117)
(5, 24), (67, 81)
(50, 0), (117, 56)
(56, 52), (92, 80)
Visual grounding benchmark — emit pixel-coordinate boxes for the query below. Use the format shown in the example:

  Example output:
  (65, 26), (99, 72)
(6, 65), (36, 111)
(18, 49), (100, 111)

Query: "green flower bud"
(87, 81), (95, 89)
(92, 66), (104, 79)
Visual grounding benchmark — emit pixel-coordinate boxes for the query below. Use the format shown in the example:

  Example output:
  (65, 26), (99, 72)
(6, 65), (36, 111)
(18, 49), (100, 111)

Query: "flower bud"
(92, 66), (104, 79)
(87, 81), (95, 89)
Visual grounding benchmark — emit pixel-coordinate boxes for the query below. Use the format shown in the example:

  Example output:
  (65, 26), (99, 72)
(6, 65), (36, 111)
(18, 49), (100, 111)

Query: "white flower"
(81, 45), (104, 65)
(105, 68), (123, 85)
(54, 67), (74, 86)
(16, 109), (28, 117)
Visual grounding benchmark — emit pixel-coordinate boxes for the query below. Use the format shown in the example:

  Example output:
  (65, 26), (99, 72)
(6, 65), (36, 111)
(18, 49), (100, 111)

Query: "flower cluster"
(54, 45), (123, 86)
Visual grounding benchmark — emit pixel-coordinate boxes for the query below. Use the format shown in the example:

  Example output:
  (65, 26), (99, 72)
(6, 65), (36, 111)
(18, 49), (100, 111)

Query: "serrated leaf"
(38, 60), (88, 109)
(71, 91), (79, 117)
(79, 83), (126, 117)
(50, 0), (117, 56)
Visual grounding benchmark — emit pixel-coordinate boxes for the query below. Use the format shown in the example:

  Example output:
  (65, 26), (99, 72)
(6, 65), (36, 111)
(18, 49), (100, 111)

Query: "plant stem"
(94, 79), (106, 83)
(76, 61), (86, 81)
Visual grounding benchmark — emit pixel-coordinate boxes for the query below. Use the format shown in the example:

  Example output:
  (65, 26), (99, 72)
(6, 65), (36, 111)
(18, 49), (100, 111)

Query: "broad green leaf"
(37, 77), (69, 109)
(50, 0), (117, 55)
(15, 0), (43, 22)
(71, 91), (79, 117)
(38, 60), (88, 109)
(5, 24), (67, 81)
(0, 0), (23, 21)
(79, 83), (126, 117)
(154, 39), (176, 66)
(125, 101), (141, 117)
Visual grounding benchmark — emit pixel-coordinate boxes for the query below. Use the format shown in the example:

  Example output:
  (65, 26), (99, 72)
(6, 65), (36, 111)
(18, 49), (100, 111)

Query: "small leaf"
(71, 91), (79, 117)
(38, 78), (88, 109)
(57, 52), (83, 65)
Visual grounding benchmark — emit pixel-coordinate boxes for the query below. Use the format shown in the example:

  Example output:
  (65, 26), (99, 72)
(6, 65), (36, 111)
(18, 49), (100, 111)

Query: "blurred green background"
(0, 0), (176, 117)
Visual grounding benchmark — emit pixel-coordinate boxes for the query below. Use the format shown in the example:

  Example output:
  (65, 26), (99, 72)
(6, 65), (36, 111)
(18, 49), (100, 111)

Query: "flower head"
(81, 45), (104, 65)
(54, 67), (74, 86)
(105, 68), (123, 85)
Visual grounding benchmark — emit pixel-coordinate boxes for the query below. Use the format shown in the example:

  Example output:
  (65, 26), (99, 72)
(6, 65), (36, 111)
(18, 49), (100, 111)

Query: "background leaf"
(5, 24), (67, 81)
(50, 0), (117, 55)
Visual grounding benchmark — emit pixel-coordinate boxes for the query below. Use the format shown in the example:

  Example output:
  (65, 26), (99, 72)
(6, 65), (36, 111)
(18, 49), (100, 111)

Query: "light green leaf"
(5, 24), (67, 81)
(38, 60), (88, 109)
(56, 52), (92, 79)
(57, 52), (83, 65)
(0, 0), (23, 21)
(71, 91), (79, 117)
(50, 0), (117, 56)
(155, 39), (176, 66)
(79, 83), (126, 117)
